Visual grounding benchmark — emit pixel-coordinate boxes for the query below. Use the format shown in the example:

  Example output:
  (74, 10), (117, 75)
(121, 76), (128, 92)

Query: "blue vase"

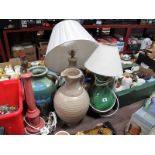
(29, 66), (58, 116)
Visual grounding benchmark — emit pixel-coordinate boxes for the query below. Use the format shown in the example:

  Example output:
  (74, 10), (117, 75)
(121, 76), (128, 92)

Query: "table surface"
(55, 100), (144, 135)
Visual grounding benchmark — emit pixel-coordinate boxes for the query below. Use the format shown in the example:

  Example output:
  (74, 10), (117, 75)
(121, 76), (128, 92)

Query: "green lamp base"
(89, 74), (116, 113)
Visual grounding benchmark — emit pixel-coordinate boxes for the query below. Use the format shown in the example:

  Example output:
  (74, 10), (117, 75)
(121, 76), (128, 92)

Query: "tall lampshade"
(45, 20), (98, 73)
(84, 44), (123, 77)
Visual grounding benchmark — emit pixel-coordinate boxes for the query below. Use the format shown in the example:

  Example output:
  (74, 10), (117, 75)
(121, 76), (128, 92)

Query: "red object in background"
(21, 72), (44, 134)
(0, 80), (25, 135)
(0, 38), (6, 62)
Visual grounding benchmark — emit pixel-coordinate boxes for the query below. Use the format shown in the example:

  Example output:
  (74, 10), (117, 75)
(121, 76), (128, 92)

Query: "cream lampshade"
(84, 44), (123, 77)
(45, 20), (98, 73)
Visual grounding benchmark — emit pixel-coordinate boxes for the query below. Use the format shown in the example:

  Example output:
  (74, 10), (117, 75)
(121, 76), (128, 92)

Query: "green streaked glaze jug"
(28, 66), (58, 116)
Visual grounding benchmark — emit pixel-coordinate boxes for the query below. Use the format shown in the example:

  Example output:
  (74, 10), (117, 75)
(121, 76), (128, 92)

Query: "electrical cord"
(101, 89), (119, 117)
(24, 111), (57, 135)
(45, 111), (57, 133)
(24, 117), (45, 135)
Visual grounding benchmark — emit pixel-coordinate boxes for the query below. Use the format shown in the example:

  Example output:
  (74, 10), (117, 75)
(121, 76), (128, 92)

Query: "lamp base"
(25, 117), (45, 134)
(89, 74), (116, 113)
(68, 57), (77, 67)
(25, 108), (45, 134)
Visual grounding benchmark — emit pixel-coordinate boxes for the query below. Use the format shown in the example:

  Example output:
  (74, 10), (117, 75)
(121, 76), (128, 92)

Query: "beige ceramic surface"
(54, 68), (89, 124)
(55, 131), (70, 135)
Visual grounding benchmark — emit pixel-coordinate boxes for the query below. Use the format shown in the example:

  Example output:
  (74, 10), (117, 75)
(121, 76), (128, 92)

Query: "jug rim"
(61, 67), (83, 79)
(28, 66), (48, 77)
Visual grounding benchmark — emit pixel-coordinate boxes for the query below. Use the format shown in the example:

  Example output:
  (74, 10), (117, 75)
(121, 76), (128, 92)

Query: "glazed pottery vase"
(89, 74), (116, 114)
(28, 66), (57, 116)
(54, 68), (89, 124)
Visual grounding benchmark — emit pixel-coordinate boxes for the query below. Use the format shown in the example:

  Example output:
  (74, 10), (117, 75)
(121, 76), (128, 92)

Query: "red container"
(0, 80), (25, 135)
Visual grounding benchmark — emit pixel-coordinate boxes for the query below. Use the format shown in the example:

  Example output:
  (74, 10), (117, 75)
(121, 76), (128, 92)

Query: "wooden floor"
(55, 100), (144, 135)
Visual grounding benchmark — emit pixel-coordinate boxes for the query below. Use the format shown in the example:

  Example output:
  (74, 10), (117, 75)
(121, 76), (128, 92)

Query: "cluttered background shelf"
(1, 20), (155, 62)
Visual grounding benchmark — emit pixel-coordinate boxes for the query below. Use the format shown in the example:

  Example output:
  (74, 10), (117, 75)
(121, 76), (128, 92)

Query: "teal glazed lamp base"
(28, 66), (57, 116)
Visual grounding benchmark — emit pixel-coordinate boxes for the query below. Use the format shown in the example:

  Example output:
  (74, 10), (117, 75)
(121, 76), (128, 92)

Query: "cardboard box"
(12, 45), (37, 62)
(23, 45), (37, 61)
(38, 42), (48, 58)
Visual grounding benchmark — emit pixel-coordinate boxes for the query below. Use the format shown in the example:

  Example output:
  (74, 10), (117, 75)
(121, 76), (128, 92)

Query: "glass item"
(54, 68), (89, 124)
(28, 66), (57, 116)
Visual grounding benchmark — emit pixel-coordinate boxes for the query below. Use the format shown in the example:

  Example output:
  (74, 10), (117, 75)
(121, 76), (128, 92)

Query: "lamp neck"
(94, 74), (113, 87)
(68, 50), (77, 67)
(68, 57), (77, 67)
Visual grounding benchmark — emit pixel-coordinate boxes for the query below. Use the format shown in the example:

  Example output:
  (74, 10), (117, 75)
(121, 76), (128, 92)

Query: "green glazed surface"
(89, 85), (116, 112)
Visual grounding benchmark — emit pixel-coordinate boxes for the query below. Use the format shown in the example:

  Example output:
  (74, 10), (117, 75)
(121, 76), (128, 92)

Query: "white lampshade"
(45, 20), (98, 73)
(84, 44), (123, 77)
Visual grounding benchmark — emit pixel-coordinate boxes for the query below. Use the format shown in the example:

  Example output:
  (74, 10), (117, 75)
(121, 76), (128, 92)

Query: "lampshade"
(45, 20), (98, 73)
(84, 44), (123, 77)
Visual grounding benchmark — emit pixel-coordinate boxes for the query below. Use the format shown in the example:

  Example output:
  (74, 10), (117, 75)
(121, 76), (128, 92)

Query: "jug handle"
(47, 70), (60, 88)
(80, 74), (85, 86)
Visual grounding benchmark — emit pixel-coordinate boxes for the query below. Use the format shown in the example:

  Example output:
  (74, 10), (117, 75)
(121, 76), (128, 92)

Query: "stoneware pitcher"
(54, 67), (89, 124)
(28, 66), (58, 116)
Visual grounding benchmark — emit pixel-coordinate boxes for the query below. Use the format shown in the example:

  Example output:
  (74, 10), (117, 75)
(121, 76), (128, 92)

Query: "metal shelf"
(2, 24), (155, 61)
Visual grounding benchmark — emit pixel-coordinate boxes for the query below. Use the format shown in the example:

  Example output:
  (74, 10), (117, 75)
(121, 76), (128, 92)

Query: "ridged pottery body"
(29, 66), (56, 116)
(54, 68), (89, 124)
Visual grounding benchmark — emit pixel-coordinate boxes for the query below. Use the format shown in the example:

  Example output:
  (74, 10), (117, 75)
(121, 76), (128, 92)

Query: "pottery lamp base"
(25, 117), (45, 134)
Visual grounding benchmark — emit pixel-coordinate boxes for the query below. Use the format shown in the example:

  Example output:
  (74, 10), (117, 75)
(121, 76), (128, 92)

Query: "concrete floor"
(55, 100), (144, 135)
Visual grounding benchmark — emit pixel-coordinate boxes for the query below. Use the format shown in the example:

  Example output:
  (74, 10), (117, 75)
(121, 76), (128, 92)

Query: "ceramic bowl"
(55, 131), (70, 135)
